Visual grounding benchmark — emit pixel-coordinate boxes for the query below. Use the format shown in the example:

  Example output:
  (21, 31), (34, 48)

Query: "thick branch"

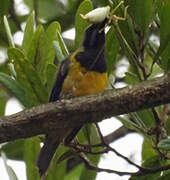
(0, 73), (170, 143)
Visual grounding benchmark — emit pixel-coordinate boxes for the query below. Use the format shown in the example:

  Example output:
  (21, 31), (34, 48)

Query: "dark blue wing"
(49, 58), (70, 102)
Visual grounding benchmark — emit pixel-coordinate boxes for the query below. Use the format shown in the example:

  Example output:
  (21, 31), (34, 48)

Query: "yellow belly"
(62, 58), (108, 97)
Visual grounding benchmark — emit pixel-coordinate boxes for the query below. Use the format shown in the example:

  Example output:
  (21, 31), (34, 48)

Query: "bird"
(36, 19), (108, 178)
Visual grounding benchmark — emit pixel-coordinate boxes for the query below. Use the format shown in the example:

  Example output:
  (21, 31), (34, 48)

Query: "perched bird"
(36, 19), (108, 178)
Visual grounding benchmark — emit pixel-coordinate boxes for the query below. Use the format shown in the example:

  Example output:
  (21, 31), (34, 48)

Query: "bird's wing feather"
(49, 58), (70, 102)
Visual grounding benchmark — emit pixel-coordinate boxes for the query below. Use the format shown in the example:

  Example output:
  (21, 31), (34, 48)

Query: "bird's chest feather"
(61, 59), (108, 98)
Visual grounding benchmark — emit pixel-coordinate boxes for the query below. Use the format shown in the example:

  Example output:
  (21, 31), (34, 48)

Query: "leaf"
(0, 140), (25, 161)
(82, 124), (92, 144)
(3, 16), (15, 47)
(46, 63), (59, 97)
(65, 164), (84, 180)
(75, 0), (93, 48)
(118, 5), (139, 55)
(142, 137), (157, 161)
(46, 146), (67, 180)
(79, 154), (99, 180)
(158, 139), (170, 151)
(136, 109), (155, 128)
(8, 48), (48, 105)
(56, 31), (69, 57)
(125, 72), (139, 85)
(24, 0), (64, 20)
(0, 72), (30, 107)
(38, 21), (61, 82)
(57, 150), (76, 164)
(1, 152), (19, 180)
(130, 155), (161, 180)
(106, 26), (119, 75)
(23, 138), (41, 180)
(161, 43), (170, 71)
(22, 11), (35, 54)
(0, 87), (8, 116)
(52, 40), (65, 62)
(45, 21), (61, 64)
(155, 0), (170, 68)
(154, 172), (170, 180)
(27, 25), (44, 67)
(125, 0), (154, 33)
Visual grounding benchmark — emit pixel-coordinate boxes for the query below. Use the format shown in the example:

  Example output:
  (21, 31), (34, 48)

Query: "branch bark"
(0, 73), (170, 143)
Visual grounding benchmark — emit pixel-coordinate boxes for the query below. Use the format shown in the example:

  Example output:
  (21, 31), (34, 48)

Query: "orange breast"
(62, 56), (108, 97)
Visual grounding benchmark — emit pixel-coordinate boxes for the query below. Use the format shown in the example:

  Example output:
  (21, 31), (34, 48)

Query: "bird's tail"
(36, 138), (59, 179)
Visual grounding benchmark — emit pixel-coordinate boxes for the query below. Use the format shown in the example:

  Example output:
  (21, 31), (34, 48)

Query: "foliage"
(0, 0), (170, 180)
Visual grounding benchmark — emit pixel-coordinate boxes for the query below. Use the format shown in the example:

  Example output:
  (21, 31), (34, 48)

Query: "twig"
(79, 152), (137, 176)
(152, 108), (162, 144)
(67, 143), (109, 155)
(74, 123), (170, 177)
(160, 104), (169, 123)
(95, 123), (144, 170)
(79, 152), (170, 176)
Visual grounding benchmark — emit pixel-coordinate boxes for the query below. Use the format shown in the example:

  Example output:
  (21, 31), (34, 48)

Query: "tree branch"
(0, 73), (170, 143)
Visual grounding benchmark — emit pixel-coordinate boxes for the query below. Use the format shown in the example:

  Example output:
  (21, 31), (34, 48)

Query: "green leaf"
(3, 16), (15, 47)
(65, 164), (84, 180)
(79, 154), (99, 180)
(46, 146), (67, 180)
(24, 138), (41, 180)
(161, 43), (170, 71)
(8, 48), (48, 105)
(0, 72), (30, 107)
(0, 97), (7, 116)
(1, 152), (19, 180)
(82, 124), (92, 144)
(154, 172), (170, 180)
(117, 2), (139, 55)
(155, 0), (170, 68)
(27, 25), (44, 67)
(45, 22), (61, 64)
(0, 140), (25, 161)
(75, 0), (93, 48)
(0, 88), (8, 116)
(158, 139), (170, 151)
(159, 0), (170, 53)
(116, 116), (139, 131)
(53, 40), (65, 62)
(137, 109), (155, 128)
(57, 150), (76, 164)
(38, 21), (61, 82)
(130, 155), (161, 180)
(125, 72), (139, 85)
(142, 137), (157, 161)
(8, 53), (40, 107)
(125, 0), (154, 33)
(106, 26), (119, 75)
(22, 11), (35, 54)
(24, 0), (64, 20)
(56, 31), (69, 57)
(46, 63), (59, 97)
